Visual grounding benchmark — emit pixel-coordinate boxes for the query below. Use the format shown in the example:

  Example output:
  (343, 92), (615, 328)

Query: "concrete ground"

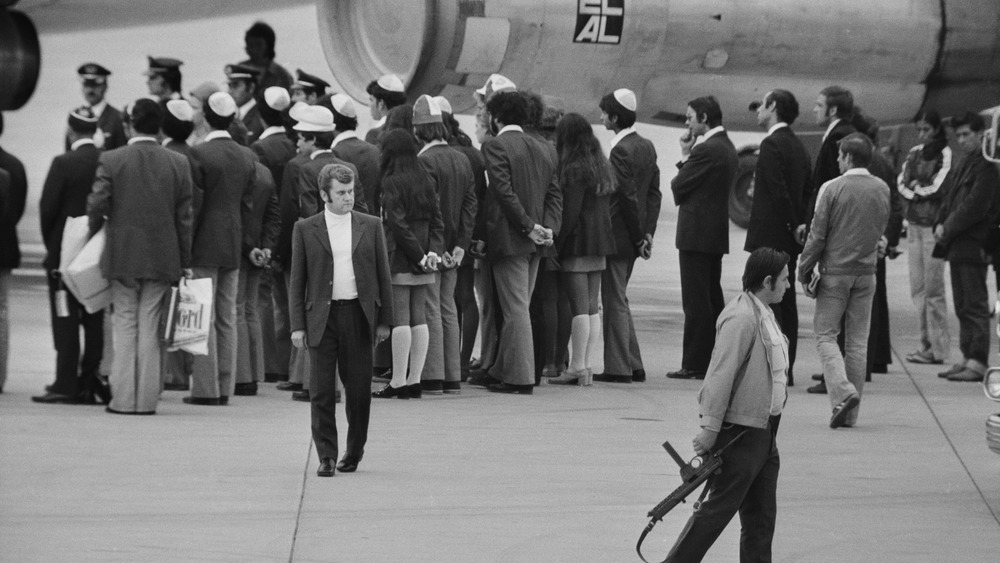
(2, 218), (999, 563)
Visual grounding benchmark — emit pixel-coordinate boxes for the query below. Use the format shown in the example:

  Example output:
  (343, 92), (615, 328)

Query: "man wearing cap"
(226, 63), (265, 144)
(595, 88), (661, 384)
(290, 70), (330, 105)
(145, 56), (184, 102)
(365, 74), (407, 146)
(239, 21), (293, 95)
(668, 95), (739, 380)
(68, 63), (126, 151)
(34, 108), (106, 404)
(0, 113), (27, 395)
(86, 99), (194, 414)
(330, 93), (381, 218)
(185, 92), (258, 406)
(413, 95), (477, 394)
(477, 91), (562, 394)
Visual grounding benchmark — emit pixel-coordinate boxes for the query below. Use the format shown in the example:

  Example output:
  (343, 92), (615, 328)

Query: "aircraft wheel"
(728, 146), (758, 229)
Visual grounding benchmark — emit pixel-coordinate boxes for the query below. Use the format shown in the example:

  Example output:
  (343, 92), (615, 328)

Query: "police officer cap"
(144, 56), (183, 76)
(225, 63), (260, 81)
(67, 106), (99, 128)
(78, 63), (111, 85)
(264, 87), (291, 111)
(331, 93), (357, 119)
(294, 69), (331, 92)
(412, 95), (442, 125)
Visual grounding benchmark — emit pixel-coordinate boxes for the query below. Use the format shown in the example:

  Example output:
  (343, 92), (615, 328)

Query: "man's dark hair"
(258, 102), (283, 128)
(742, 247), (790, 293)
(486, 91), (528, 128)
(300, 130), (335, 149)
(365, 80), (407, 109)
(245, 21), (277, 59)
(598, 92), (636, 128)
(838, 132), (874, 168)
(688, 95), (723, 128)
(68, 113), (98, 135)
(413, 122), (448, 144)
(204, 104), (234, 131)
(914, 108), (948, 159)
(520, 91), (545, 131)
(159, 101), (193, 142)
(951, 110), (986, 133)
(131, 99), (163, 135)
(849, 107), (879, 144)
(332, 111), (358, 132)
(820, 86), (854, 119)
(162, 69), (182, 95)
(765, 89), (799, 125)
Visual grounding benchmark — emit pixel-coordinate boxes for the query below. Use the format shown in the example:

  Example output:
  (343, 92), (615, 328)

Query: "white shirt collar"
(371, 116), (386, 129)
(127, 136), (158, 145)
(238, 98), (257, 120)
(703, 126), (725, 140)
(497, 125), (523, 136)
(205, 130), (232, 142)
(767, 122), (788, 136)
(89, 100), (107, 118)
(259, 125), (285, 140)
(310, 149), (332, 160)
(331, 130), (358, 149)
(71, 138), (95, 151)
(823, 118), (841, 141)
(610, 126), (636, 150)
(418, 139), (449, 156)
(843, 167), (873, 177)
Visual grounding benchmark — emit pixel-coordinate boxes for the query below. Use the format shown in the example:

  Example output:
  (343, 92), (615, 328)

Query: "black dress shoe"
(408, 384), (422, 399)
(276, 382), (303, 392)
(487, 382), (533, 395)
(593, 373), (632, 383)
(467, 372), (502, 388)
(317, 458), (335, 477)
(336, 455), (361, 473)
(372, 383), (408, 399)
(234, 382), (258, 396)
(264, 372), (288, 383)
(105, 406), (155, 415)
(31, 392), (79, 404)
(163, 382), (189, 391)
(807, 381), (828, 394)
(665, 368), (706, 380)
(421, 380), (444, 395)
(443, 381), (462, 394)
(292, 390), (311, 402)
(632, 369), (646, 382)
(872, 363), (888, 374)
(183, 396), (222, 405)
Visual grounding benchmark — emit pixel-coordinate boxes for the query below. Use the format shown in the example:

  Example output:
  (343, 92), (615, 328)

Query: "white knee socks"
(407, 324), (430, 386)
(586, 313), (601, 370)
(569, 315), (590, 372)
(391, 326), (411, 388)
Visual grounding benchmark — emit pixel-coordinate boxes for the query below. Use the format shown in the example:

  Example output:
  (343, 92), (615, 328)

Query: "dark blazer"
(0, 169), (9, 230)
(164, 139), (191, 157)
(240, 103), (266, 146)
(39, 142), (101, 270)
(868, 151), (904, 247)
(381, 171), (445, 274)
(294, 151), (368, 219)
(0, 146), (28, 269)
(481, 128), (562, 259)
(333, 134), (382, 217)
(188, 135), (257, 269)
(936, 150), (1000, 263)
(671, 130), (739, 254)
(252, 131), (297, 198)
(419, 143), (477, 252)
(452, 143), (488, 243)
(275, 153), (309, 270)
(63, 104), (127, 152)
(289, 211), (394, 345)
(745, 126), (812, 254)
(556, 161), (615, 258)
(609, 130), (662, 259)
(244, 162), (280, 255)
(805, 119), (856, 224)
(87, 139), (193, 281)
(364, 125), (384, 147)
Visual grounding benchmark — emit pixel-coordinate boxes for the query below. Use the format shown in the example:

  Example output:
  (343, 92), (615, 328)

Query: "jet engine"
(0, 4), (40, 111)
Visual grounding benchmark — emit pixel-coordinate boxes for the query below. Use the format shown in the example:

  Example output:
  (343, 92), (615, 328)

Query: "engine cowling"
(0, 8), (40, 111)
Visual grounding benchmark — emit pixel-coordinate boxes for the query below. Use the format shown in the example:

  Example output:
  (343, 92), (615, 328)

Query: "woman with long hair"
(898, 109), (952, 365)
(548, 113), (617, 385)
(372, 130), (444, 399)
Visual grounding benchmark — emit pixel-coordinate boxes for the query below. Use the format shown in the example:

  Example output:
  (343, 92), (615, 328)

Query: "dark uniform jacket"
(419, 142), (477, 252)
(188, 134), (257, 269)
(481, 127), (562, 260)
(806, 119), (856, 224)
(609, 130), (661, 259)
(333, 133), (382, 217)
(936, 150), (1000, 264)
(63, 103), (127, 152)
(245, 162), (281, 256)
(556, 161), (615, 258)
(164, 139), (191, 157)
(452, 143), (488, 244)
(745, 125), (812, 254)
(381, 170), (445, 275)
(239, 102), (266, 146)
(0, 146), (27, 269)
(40, 141), (100, 270)
(251, 129), (296, 197)
(671, 130), (738, 255)
(87, 138), (193, 281)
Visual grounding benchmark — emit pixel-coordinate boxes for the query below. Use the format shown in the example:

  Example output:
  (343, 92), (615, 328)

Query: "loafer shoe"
(183, 396), (222, 406)
(408, 384), (423, 399)
(336, 455), (361, 473)
(906, 351), (943, 365)
(234, 382), (258, 396)
(830, 394), (861, 429)
(264, 372), (288, 383)
(938, 364), (965, 378)
(372, 383), (408, 399)
(163, 382), (189, 391)
(632, 369), (646, 383)
(105, 406), (155, 415)
(31, 392), (79, 404)
(593, 373), (632, 383)
(292, 390), (311, 402)
(807, 381), (827, 394)
(665, 368), (705, 380)
(443, 381), (462, 394)
(276, 382), (303, 391)
(467, 372), (502, 388)
(421, 380), (444, 395)
(317, 458), (335, 477)
(947, 368), (984, 382)
(486, 382), (533, 395)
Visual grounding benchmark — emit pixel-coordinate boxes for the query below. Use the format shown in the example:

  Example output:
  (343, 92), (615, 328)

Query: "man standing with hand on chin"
(289, 164), (393, 477)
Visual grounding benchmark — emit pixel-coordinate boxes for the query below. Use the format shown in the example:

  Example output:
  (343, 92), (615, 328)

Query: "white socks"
(407, 324), (429, 386)
(586, 313), (601, 371)
(390, 326), (411, 388)
(569, 315), (590, 372)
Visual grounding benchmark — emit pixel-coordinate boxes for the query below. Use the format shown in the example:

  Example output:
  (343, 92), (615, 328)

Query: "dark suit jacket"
(745, 126), (812, 254)
(188, 135), (257, 269)
(0, 146), (27, 269)
(253, 131), (298, 198)
(40, 142), (101, 270)
(936, 150), (1000, 263)
(419, 143), (477, 252)
(481, 128), (562, 259)
(868, 151), (904, 247)
(452, 143), (488, 243)
(289, 211), (394, 345)
(333, 135), (382, 217)
(609, 130), (662, 259)
(63, 104), (127, 152)
(240, 103), (266, 146)
(0, 169), (8, 229)
(275, 153), (309, 269)
(671, 131), (739, 254)
(164, 139), (191, 157)
(557, 161), (615, 258)
(87, 139), (193, 281)
(244, 162), (280, 256)
(805, 120), (856, 224)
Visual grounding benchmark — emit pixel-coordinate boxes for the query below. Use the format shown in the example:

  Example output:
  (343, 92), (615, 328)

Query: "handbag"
(162, 277), (214, 356)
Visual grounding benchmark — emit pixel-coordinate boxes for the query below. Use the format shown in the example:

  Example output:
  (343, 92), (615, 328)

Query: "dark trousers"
(666, 416), (780, 563)
(48, 275), (104, 396)
(309, 300), (373, 461)
(868, 257), (891, 368)
(770, 254), (798, 386)
(679, 251), (725, 372)
(950, 262), (990, 366)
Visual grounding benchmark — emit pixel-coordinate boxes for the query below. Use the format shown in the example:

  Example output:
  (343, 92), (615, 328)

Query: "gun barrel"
(662, 440), (687, 469)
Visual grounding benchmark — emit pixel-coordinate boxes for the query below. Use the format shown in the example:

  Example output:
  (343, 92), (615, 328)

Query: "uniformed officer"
(226, 63), (265, 144)
(289, 69), (330, 105)
(68, 63), (126, 151)
(144, 56), (184, 102)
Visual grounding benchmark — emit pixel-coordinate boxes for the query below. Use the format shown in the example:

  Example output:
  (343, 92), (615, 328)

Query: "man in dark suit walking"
(87, 99), (194, 414)
(290, 164), (393, 476)
(668, 96), (739, 380)
(0, 113), (28, 394)
(745, 89), (813, 386)
(34, 108), (106, 404)
(595, 88), (662, 384)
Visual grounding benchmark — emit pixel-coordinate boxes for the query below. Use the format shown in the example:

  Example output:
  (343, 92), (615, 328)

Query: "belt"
(330, 298), (359, 306)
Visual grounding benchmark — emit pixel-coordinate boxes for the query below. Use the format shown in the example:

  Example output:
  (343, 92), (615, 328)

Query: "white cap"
(331, 93), (357, 119)
(264, 87), (291, 111)
(412, 95), (443, 125)
(474, 74), (517, 101)
(166, 99), (194, 122)
(432, 95), (452, 115)
(288, 101), (310, 122)
(207, 91), (237, 117)
(613, 88), (637, 112)
(292, 105), (336, 132)
(377, 74), (405, 93)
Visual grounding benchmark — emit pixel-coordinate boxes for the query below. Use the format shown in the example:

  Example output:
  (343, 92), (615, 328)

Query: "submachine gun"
(635, 432), (745, 563)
